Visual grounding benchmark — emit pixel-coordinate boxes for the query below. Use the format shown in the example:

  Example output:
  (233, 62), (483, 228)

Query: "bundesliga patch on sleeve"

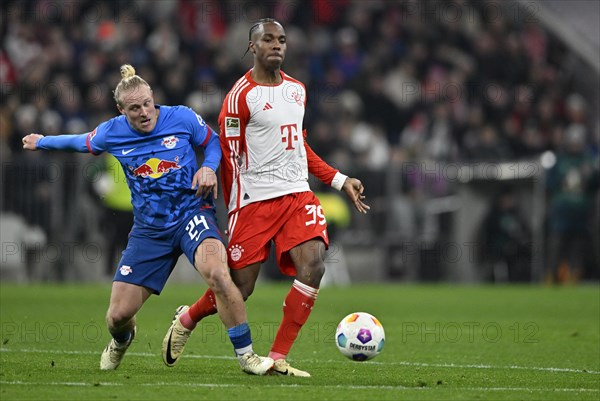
(225, 117), (240, 137)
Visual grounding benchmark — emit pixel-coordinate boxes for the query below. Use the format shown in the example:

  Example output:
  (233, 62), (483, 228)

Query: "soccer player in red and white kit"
(162, 18), (369, 377)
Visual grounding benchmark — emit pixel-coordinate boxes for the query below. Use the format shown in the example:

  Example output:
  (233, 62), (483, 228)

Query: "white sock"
(235, 345), (253, 358)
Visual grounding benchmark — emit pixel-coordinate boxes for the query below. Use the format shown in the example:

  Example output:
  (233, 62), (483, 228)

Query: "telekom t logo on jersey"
(280, 123), (298, 150)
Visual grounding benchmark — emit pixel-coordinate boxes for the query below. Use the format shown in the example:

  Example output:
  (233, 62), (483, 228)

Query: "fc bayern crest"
(229, 244), (244, 262)
(292, 91), (303, 106)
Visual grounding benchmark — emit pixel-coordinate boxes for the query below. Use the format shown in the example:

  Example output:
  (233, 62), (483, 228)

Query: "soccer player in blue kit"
(21, 64), (274, 374)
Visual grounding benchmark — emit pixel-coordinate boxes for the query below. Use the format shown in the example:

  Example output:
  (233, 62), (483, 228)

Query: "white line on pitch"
(0, 380), (598, 393)
(1, 347), (598, 375)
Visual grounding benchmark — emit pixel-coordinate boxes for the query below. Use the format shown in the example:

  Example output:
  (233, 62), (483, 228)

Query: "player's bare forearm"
(22, 133), (44, 151)
(192, 166), (218, 199)
(342, 177), (370, 214)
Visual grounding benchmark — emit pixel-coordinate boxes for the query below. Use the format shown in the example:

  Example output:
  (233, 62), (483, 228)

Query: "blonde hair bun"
(113, 64), (151, 106)
(120, 64), (136, 79)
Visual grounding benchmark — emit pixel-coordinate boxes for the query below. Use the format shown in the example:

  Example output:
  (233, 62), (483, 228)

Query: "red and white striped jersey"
(218, 70), (347, 213)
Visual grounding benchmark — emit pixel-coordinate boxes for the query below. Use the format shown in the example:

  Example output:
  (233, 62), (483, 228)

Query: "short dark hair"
(248, 18), (279, 41)
(242, 18), (281, 58)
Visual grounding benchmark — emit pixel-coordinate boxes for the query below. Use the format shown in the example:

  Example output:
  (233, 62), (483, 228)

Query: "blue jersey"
(38, 105), (220, 230)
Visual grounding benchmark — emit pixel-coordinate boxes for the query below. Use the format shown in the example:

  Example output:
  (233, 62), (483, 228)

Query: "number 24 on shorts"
(186, 215), (209, 241)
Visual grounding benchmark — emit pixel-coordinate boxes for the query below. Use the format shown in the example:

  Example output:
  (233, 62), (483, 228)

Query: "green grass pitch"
(1, 282), (598, 400)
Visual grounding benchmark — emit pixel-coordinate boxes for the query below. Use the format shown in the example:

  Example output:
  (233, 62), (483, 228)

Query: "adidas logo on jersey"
(263, 103), (273, 111)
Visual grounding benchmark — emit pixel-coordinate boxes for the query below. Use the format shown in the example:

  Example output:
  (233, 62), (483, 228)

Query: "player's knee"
(299, 259), (325, 287)
(309, 257), (326, 278)
(106, 308), (134, 328)
(202, 264), (232, 291)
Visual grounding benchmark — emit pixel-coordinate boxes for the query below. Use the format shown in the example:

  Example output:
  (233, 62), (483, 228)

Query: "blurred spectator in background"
(465, 124), (512, 162)
(93, 153), (133, 277)
(546, 124), (599, 283)
(481, 189), (532, 282)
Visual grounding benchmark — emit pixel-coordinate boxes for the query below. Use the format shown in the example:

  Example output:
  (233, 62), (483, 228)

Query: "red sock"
(269, 280), (318, 360)
(180, 289), (218, 330)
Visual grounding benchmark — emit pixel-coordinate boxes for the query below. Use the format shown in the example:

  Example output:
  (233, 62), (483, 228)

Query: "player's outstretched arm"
(22, 134), (44, 151)
(22, 132), (90, 153)
(342, 177), (370, 214)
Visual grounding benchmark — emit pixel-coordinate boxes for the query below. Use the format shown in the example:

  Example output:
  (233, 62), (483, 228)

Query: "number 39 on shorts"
(305, 204), (325, 226)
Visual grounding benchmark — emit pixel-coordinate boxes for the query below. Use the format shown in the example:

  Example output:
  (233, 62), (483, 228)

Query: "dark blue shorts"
(114, 209), (224, 294)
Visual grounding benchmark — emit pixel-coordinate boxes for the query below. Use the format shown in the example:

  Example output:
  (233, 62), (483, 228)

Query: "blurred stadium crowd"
(1, 0), (598, 282)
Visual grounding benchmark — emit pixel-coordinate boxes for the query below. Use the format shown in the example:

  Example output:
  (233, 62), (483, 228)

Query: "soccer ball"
(335, 312), (385, 361)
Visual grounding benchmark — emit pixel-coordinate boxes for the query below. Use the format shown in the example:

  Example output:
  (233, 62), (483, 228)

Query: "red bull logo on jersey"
(161, 135), (179, 149)
(130, 156), (181, 178)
